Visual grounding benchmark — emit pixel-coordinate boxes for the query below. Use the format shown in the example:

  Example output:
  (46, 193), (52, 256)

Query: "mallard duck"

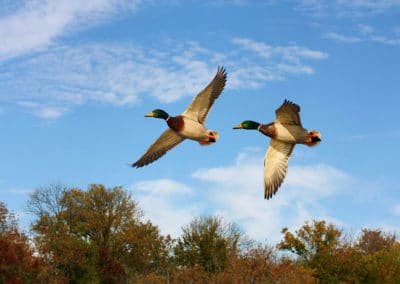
(132, 66), (227, 168)
(233, 99), (321, 199)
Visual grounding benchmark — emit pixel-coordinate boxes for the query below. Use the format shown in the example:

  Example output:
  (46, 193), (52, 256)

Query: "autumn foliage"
(1, 184), (399, 283)
(0, 201), (42, 283)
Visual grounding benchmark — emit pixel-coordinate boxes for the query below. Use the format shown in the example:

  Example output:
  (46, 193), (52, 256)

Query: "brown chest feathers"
(258, 123), (277, 139)
(167, 115), (185, 132)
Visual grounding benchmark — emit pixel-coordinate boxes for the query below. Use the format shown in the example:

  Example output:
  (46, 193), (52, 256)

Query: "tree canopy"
(29, 184), (169, 283)
(0, 183), (399, 283)
(173, 215), (243, 273)
(0, 201), (42, 283)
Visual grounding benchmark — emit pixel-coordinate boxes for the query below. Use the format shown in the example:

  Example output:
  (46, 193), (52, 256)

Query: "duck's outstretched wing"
(182, 66), (227, 124)
(275, 99), (301, 126)
(132, 129), (184, 168)
(264, 139), (295, 199)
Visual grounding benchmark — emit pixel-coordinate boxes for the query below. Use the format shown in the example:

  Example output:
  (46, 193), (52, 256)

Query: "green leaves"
(278, 220), (400, 283)
(28, 184), (167, 283)
(174, 216), (243, 273)
(1, 183), (398, 283)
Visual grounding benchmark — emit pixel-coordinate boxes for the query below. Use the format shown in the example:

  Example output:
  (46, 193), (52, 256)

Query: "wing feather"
(132, 129), (184, 168)
(182, 66), (227, 124)
(264, 139), (295, 199)
(275, 99), (302, 126)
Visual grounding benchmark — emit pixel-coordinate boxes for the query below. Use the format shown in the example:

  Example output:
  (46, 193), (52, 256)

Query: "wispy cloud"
(17, 101), (68, 119)
(324, 27), (400, 46)
(295, 0), (400, 17)
(3, 188), (33, 195)
(370, 35), (400, 45)
(0, 42), (226, 117)
(0, 2), (330, 119)
(294, 1), (400, 46)
(336, 0), (400, 16)
(339, 130), (400, 144)
(324, 32), (362, 43)
(357, 24), (374, 35)
(232, 37), (328, 61)
(0, 0), (140, 60)
(1, 37), (328, 118)
(229, 37), (328, 88)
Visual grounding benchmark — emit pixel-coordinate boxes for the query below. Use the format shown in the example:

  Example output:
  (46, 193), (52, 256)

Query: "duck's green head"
(233, 120), (260, 130)
(145, 109), (169, 120)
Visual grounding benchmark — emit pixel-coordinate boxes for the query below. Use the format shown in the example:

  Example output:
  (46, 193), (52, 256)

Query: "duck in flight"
(233, 99), (322, 199)
(132, 66), (227, 168)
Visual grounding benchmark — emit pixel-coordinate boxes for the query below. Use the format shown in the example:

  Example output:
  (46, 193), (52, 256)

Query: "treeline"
(1, 184), (399, 283)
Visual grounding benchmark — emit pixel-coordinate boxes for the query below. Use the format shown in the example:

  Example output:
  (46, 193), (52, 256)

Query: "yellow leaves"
(174, 216), (242, 273)
(18, 184), (400, 283)
(278, 220), (342, 264)
(29, 183), (166, 282)
(277, 220), (400, 283)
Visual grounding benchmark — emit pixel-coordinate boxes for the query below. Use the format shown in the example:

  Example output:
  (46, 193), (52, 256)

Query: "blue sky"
(1, 0), (400, 243)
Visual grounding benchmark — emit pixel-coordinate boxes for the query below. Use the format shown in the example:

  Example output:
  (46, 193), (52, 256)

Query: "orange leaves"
(0, 202), (42, 283)
(2, 184), (400, 283)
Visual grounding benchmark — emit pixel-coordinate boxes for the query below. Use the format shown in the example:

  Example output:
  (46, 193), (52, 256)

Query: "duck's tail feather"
(305, 130), (322, 147)
(199, 130), (219, 146)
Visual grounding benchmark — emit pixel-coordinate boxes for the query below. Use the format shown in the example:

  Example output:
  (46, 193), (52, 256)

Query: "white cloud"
(285, 164), (350, 197)
(1, 43), (227, 117)
(296, 1), (400, 46)
(134, 179), (193, 196)
(3, 188), (33, 195)
(392, 204), (400, 216)
(232, 37), (328, 61)
(1, 38), (328, 119)
(357, 24), (374, 35)
(228, 37), (328, 89)
(130, 179), (201, 238)
(278, 45), (329, 61)
(17, 101), (68, 119)
(0, 0), (140, 60)
(0, 3), (329, 119)
(192, 150), (350, 242)
(231, 37), (274, 59)
(370, 35), (400, 45)
(324, 29), (400, 46)
(336, 0), (400, 15)
(295, 0), (400, 16)
(277, 63), (314, 74)
(227, 66), (284, 90)
(394, 26), (400, 36)
(324, 32), (362, 43)
(294, 0), (330, 17)
(131, 149), (351, 243)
